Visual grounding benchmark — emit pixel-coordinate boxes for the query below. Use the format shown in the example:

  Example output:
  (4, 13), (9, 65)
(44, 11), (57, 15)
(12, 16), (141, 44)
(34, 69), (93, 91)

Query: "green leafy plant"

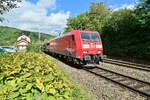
(26, 44), (41, 53)
(0, 53), (86, 99)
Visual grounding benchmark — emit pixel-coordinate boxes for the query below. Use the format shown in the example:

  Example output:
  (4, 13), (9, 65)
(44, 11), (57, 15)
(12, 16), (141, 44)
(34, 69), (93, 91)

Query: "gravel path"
(48, 56), (148, 100)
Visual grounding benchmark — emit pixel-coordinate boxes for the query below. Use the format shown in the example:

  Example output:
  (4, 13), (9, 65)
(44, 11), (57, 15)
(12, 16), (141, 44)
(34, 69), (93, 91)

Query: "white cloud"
(122, 4), (134, 9)
(110, 4), (135, 11)
(0, 0), (70, 35)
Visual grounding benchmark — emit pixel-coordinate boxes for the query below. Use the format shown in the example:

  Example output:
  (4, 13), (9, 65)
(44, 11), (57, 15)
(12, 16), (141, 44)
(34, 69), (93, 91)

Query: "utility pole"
(38, 25), (42, 45)
(39, 31), (41, 44)
(38, 27), (41, 51)
(55, 30), (62, 36)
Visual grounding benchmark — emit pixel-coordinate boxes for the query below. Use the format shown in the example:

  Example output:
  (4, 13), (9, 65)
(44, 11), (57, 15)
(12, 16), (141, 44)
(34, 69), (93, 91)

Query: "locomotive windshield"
(91, 33), (100, 42)
(80, 33), (91, 41)
(80, 33), (100, 42)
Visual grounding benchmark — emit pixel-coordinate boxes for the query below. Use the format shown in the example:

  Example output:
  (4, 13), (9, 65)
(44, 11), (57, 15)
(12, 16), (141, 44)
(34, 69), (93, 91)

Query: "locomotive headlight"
(83, 51), (88, 53)
(83, 44), (90, 48)
(98, 50), (101, 53)
(96, 45), (102, 48)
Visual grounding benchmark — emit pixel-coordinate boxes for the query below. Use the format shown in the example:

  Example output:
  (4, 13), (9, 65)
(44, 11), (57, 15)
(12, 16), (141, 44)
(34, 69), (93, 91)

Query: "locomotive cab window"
(91, 33), (100, 42)
(80, 33), (100, 42)
(72, 35), (75, 41)
(80, 33), (90, 41)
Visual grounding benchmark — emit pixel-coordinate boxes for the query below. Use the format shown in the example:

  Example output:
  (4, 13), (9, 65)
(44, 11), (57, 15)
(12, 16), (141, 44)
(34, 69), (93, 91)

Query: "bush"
(26, 44), (41, 53)
(101, 9), (150, 60)
(0, 53), (86, 100)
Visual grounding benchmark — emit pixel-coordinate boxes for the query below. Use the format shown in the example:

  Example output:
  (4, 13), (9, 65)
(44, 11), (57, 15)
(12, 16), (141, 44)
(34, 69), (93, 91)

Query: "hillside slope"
(0, 26), (55, 45)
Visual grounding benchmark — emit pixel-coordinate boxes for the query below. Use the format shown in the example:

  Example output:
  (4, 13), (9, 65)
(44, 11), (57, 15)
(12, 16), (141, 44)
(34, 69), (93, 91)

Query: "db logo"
(91, 44), (95, 48)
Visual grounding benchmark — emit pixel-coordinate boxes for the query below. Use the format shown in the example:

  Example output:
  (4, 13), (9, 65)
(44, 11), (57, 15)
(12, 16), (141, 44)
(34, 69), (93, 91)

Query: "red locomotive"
(42, 30), (105, 65)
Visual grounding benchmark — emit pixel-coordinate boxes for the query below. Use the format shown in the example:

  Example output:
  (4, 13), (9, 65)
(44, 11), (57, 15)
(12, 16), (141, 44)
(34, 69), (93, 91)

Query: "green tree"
(101, 2), (150, 60)
(102, 9), (139, 56)
(135, 0), (150, 29)
(0, 0), (22, 22)
(64, 12), (90, 32)
(64, 2), (110, 33)
(133, 0), (150, 59)
(88, 2), (110, 32)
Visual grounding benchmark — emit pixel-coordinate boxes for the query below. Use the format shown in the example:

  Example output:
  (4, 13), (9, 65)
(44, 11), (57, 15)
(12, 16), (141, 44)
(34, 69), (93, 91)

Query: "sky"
(0, 0), (135, 35)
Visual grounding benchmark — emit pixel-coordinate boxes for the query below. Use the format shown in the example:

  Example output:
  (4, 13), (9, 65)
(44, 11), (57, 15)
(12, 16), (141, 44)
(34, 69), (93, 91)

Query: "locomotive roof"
(51, 32), (70, 41)
(70, 30), (99, 34)
(51, 30), (99, 41)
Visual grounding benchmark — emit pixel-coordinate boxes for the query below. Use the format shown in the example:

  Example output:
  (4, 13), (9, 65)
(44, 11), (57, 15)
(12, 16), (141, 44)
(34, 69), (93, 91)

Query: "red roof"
(16, 40), (29, 46)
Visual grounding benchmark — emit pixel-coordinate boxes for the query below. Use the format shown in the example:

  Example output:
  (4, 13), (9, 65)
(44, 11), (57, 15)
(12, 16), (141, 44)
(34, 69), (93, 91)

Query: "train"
(42, 30), (105, 65)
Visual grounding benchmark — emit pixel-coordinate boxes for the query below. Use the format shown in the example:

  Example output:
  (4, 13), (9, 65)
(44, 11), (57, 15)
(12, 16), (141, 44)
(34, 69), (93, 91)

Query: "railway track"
(45, 52), (150, 98)
(103, 58), (150, 72)
(83, 66), (150, 98)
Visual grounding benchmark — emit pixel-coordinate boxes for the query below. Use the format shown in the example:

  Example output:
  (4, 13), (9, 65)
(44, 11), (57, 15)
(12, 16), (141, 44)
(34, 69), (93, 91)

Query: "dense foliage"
(102, 0), (150, 59)
(0, 53), (85, 99)
(0, 26), (55, 46)
(65, 0), (150, 60)
(26, 44), (41, 53)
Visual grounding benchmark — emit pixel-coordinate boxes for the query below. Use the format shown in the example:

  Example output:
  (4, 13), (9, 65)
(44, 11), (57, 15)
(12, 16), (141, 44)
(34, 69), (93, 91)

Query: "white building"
(16, 34), (31, 50)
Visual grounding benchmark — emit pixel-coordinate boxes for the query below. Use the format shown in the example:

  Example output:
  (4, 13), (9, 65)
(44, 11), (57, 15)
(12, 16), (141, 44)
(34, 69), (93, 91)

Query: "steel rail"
(106, 58), (150, 68)
(103, 59), (150, 72)
(83, 66), (150, 98)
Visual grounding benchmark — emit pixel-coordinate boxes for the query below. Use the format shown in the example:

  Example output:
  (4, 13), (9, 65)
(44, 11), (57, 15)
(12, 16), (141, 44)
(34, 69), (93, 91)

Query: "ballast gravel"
(98, 63), (150, 83)
(50, 56), (148, 100)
